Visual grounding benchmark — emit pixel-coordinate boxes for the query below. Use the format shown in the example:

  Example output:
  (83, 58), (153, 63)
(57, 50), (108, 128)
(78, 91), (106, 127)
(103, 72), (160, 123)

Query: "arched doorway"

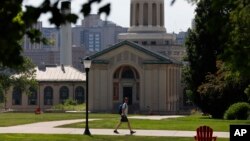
(113, 65), (140, 112)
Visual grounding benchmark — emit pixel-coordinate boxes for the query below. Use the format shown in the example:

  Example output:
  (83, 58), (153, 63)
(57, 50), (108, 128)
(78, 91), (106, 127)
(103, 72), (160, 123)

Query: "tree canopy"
(184, 0), (250, 118)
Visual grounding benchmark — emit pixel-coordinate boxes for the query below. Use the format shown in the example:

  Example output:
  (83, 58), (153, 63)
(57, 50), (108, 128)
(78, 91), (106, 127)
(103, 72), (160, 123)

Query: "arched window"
(75, 86), (85, 104)
(59, 86), (69, 104)
(44, 86), (53, 105)
(12, 87), (22, 105)
(121, 67), (135, 79)
(113, 66), (140, 101)
(28, 87), (37, 105)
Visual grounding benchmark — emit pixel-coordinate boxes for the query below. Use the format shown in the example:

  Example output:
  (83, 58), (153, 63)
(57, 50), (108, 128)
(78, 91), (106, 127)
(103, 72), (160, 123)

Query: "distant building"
(72, 14), (128, 56)
(176, 31), (188, 45)
(118, 0), (186, 61)
(5, 65), (86, 111)
(9, 0), (191, 113)
(22, 15), (128, 71)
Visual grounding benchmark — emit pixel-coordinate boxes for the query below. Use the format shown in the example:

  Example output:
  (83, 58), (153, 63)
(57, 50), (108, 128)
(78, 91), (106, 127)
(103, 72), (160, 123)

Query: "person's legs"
(114, 121), (121, 131)
(114, 119), (122, 134)
(127, 119), (136, 134)
(127, 120), (132, 131)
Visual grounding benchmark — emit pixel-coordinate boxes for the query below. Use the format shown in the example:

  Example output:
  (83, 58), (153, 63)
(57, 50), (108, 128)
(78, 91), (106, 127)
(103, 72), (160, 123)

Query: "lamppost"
(81, 57), (92, 135)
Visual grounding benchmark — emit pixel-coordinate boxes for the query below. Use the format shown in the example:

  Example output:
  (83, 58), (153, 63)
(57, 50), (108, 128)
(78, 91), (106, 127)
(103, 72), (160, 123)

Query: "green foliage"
(223, 0), (250, 79)
(184, 0), (250, 118)
(0, 0), (110, 68)
(184, 0), (231, 114)
(224, 102), (250, 120)
(197, 61), (249, 118)
(64, 99), (77, 106)
(51, 99), (85, 111)
(0, 57), (38, 109)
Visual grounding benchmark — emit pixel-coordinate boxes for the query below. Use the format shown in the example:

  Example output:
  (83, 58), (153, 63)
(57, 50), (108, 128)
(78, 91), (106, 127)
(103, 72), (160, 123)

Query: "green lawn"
(0, 113), (84, 126)
(0, 112), (249, 132)
(64, 114), (250, 132)
(0, 134), (229, 141)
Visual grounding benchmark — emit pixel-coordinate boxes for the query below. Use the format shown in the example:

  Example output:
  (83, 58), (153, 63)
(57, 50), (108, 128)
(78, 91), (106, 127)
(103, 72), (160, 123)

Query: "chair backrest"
(196, 125), (214, 141)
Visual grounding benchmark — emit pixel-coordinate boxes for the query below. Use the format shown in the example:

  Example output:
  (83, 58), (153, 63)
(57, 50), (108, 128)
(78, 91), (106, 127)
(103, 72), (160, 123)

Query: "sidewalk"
(0, 118), (229, 138)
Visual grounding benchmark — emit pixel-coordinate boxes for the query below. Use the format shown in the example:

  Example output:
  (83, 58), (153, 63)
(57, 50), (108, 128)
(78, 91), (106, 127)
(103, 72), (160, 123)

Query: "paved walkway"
(0, 116), (229, 138)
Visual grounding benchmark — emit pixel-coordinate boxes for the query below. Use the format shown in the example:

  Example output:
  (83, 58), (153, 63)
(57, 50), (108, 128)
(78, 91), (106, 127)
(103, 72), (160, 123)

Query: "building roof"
(35, 65), (85, 82)
(89, 40), (181, 64)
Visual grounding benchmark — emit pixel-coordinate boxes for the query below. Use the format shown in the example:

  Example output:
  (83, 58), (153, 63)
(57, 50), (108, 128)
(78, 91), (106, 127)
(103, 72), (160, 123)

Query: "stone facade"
(88, 40), (183, 114)
(5, 66), (86, 112)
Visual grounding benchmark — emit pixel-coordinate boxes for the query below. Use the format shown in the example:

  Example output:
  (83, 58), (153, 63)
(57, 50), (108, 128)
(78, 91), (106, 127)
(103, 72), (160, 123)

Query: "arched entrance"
(113, 65), (140, 113)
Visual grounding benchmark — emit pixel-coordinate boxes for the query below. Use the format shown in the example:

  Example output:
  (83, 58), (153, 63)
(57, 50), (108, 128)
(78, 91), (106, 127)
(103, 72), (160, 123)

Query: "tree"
(0, 0), (110, 68)
(184, 0), (231, 111)
(223, 0), (250, 79)
(0, 57), (38, 110)
(184, 0), (250, 118)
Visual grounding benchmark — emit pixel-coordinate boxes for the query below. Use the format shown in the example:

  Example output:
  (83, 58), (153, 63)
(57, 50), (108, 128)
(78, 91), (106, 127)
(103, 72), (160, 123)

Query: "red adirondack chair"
(194, 125), (217, 141)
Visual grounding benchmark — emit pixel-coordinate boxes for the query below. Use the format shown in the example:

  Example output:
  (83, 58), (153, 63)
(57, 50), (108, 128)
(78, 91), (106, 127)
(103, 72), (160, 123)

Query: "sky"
(23, 0), (196, 33)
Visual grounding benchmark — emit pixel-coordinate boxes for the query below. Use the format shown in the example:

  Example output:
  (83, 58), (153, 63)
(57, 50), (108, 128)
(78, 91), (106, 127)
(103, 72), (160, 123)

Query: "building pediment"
(89, 40), (180, 65)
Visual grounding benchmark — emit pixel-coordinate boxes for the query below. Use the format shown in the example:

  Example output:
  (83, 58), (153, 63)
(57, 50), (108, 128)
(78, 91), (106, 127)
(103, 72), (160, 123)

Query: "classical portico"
(88, 40), (182, 114)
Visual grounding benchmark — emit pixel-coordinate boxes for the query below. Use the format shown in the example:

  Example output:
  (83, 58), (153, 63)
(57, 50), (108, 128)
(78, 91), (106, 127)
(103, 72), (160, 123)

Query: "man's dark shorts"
(121, 115), (128, 122)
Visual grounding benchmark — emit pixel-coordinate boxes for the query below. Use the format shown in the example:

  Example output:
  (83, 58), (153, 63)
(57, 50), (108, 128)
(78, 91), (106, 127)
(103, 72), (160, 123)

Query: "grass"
(0, 134), (229, 141)
(0, 113), (84, 126)
(63, 114), (250, 132)
(0, 113), (236, 141)
(0, 112), (249, 132)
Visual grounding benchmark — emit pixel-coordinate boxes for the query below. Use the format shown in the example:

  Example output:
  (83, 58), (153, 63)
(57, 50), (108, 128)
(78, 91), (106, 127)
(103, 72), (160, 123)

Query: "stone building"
(5, 65), (86, 111)
(118, 0), (186, 61)
(88, 40), (182, 114)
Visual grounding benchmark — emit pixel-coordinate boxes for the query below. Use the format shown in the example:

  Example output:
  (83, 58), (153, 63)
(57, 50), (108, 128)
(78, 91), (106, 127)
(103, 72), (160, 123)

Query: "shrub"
(224, 102), (250, 120)
(64, 99), (77, 106)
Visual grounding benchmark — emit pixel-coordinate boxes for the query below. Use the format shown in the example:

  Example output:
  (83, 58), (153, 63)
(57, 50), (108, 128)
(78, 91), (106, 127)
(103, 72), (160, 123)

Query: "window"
(44, 86), (53, 105)
(151, 41), (156, 45)
(121, 67), (135, 79)
(59, 86), (69, 104)
(75, 86), (85, 104)
(28, 87), (37, 105)
(142, 41), (147, 45)
(12, 87), (22, 105)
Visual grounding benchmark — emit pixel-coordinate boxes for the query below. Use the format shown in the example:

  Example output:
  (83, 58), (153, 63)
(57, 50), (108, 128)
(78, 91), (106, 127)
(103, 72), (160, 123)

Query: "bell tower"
(129, 0), (166, 33)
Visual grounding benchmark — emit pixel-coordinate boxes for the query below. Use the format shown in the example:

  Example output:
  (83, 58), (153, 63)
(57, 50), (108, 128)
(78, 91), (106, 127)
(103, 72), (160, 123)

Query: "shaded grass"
(0, 134), (229, 141)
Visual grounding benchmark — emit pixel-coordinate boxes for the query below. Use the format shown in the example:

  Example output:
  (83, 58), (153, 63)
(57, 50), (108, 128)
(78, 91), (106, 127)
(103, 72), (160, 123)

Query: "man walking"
(114, 97), (136, 135)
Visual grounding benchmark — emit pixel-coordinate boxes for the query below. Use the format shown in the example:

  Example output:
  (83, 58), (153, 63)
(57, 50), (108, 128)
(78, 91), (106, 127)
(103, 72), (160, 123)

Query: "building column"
(139, 2), (143, 26)
(156, 2), (161, 26)
(148, 2), (152, 26)
(130, 3), (135, 26)
(160, 3), (164, 27)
